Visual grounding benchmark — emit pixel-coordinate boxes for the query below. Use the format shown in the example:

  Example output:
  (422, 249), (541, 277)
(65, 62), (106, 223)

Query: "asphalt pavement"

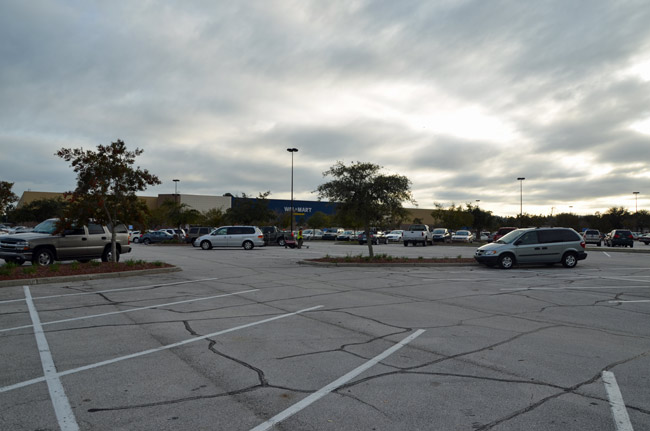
(1, 240), (648, 430)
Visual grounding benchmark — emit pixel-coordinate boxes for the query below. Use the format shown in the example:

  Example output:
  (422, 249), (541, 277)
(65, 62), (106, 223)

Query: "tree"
(316, 161), (414, 257)
(201, 208), (226, 227)
(306, 211), (330, 229)
(7, 198), (67, 224)
(57, 140), (161, 262)
(0, 181), (18, 221)
(225, 191), (275, 225)
(160, 200), (202, 231)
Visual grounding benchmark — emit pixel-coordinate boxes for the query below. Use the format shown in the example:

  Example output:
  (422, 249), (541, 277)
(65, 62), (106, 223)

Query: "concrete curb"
(0, 266), (182, 288)
(299, 260), (478, 268)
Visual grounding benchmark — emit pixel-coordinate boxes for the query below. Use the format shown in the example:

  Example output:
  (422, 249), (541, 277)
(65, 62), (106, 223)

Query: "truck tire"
(404, 241), (409, 247)
(278, 238), (286, 247)
(102, 246), (120, 262)
(32, 248), (55, 266)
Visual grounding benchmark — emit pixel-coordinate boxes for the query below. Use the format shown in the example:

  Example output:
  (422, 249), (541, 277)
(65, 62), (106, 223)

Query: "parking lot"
(1, 241), (649, 430)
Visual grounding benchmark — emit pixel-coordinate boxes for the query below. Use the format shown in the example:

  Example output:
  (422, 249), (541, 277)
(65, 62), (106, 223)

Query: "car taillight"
(258, 235), (264, 239)
(614, 234), (620, 239)
(580, 241), (585, 248)
(628, 235), (633, 239)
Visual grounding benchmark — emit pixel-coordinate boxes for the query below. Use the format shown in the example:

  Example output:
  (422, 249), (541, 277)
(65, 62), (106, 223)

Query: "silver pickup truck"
(0, 218), (131, 266)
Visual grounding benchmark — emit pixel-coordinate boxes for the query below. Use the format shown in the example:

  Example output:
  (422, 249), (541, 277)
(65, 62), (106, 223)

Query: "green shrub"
(70, 261), (80, 270)
(49, 263), (60, 273)
(22, 266), (37, 275)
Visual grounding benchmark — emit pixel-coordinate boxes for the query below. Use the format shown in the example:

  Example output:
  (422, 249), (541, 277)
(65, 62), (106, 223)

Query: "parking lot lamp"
(633, 191), (640, 213)
(173, 179), (180, 204)
(517, 177), (525, 224)
(287, 148), (298, 234)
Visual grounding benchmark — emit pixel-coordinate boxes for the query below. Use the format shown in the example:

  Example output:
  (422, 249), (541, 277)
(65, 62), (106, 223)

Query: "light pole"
(173, 179), (180, 205)
(633, 191), (640, 213)
(287, 148), (298, 234)
(517, 177), (525, 224)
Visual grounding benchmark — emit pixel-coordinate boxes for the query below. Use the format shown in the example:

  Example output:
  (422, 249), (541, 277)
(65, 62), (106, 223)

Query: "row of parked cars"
(581, 229), (649, 247)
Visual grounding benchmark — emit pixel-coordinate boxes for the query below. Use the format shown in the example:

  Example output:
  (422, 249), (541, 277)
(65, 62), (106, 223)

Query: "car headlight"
(484, 250), (497, 256)
(17, 241), (30, 250)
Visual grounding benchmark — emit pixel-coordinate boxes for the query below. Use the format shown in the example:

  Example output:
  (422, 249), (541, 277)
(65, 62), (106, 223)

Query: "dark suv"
(186, 226), (215, 245)
(604, 229), (634, 248)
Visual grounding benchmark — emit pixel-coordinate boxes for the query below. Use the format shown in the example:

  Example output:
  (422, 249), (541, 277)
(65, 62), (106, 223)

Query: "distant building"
(16, 191), (437, 226)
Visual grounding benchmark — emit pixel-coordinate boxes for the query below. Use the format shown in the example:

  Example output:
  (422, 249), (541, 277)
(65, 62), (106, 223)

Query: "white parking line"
(0, 278), (220, 305)
(602, 371), (634, 431)
(0, 305), (323, 394)
(609, 300), (650, 303)
(0, 289), (258, 334)
(501, 286), (650, 291)
(250, 329), (426, 431)
(24, 287), (79, 431)
(603, 252), (611, 257)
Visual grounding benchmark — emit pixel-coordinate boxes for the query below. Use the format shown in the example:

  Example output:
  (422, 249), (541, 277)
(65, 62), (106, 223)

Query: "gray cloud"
(2, 0), (650, 216)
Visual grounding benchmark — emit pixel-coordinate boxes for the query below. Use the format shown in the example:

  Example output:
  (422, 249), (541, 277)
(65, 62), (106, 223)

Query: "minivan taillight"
(580, 241), (586, 249)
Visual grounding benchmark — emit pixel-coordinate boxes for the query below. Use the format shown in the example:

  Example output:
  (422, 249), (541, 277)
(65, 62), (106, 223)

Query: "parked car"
(322, 228), (343, 240)
(336, 230), (357, 241)
(492, 227), (517, 242)
(358, 231), (387, 245)
(639, 233), (650, 245)
(195, 226), (265, 250)
(0, 218), (131, 265)
(474, 227), (587, 269)
(451, 230), (475, 243)
(385, 230), (404, 242)
(479, 231), (491, 241)
(431, 228), (452, 243)
(185, 226), (215, 245)
(604, 229), (634, 247)
(302, 229), (323, 240)
(403, 224), (432, 246)
(140, 230), (174, 244)
(582, 229), (602, 246)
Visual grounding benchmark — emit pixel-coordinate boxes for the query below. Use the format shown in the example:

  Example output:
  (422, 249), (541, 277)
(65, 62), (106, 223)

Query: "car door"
(57, 226), (89, 259)
(226, 227), (244, 247)
(210, 227), (229, 247)
(512, 231), (545, 264)
(537, 230), (565, 262)
(85, 223), (108, 257)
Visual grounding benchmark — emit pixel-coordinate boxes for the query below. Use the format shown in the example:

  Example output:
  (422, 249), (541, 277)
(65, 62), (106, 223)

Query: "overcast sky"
(2, 1), (650, 217)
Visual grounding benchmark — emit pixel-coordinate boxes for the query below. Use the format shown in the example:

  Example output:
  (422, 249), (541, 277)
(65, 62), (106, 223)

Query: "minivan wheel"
(201, 240), (212, 250)
(561, 252), (577, 268)
(243, 240), (254, 250)
(498, 253), (515, 269)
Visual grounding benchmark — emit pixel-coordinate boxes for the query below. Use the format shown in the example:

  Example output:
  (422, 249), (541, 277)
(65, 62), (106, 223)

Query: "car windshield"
(32, 219), (58, 234)
(433, 229), (445, 234)
(456, 231), (469, 236)
(496, 229), (524, 244)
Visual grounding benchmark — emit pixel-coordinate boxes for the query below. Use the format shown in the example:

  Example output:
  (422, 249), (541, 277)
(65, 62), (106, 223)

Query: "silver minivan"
(474, 227), (587, 269)
(195, 226), (265, 250)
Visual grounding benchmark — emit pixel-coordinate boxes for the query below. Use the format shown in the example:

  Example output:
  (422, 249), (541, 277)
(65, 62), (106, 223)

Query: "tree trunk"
(365, 225), (374, 258)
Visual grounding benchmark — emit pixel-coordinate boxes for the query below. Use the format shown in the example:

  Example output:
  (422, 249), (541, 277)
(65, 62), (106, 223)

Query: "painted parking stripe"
(602, 371), (634, 431)
(0, 305), (323, 394)
(603, 252), (611, 257)
(0, 289), (258, 334)
(250, 329), (425, 431)
(24, 287), (79, 431)
(501, 285), (650, 291)
(609, 300), (650, 303)
(0, 278), (220, 305)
